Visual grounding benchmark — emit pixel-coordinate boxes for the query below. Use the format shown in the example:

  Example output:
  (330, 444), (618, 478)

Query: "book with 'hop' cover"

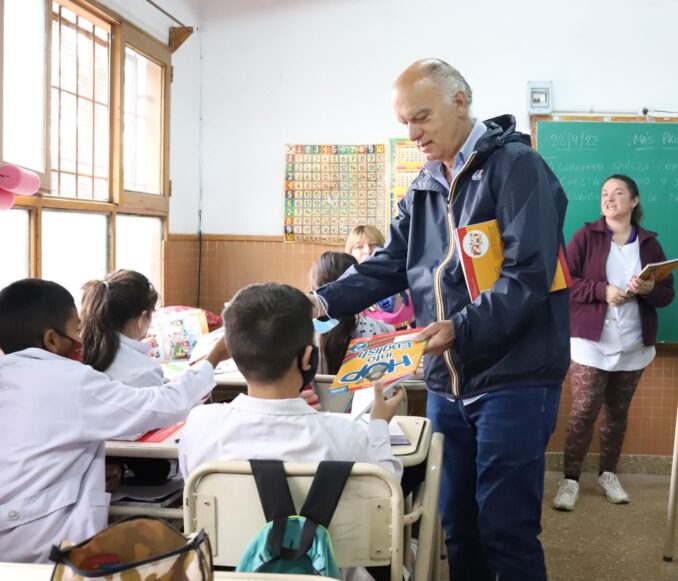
(453, 219), (572, 301)
(328, 329), (426, 395)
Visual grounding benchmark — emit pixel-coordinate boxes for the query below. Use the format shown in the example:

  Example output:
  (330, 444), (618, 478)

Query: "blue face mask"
(313, 316), (339, 334)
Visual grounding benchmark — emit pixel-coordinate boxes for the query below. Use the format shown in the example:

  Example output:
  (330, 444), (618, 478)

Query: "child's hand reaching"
(370, 381), (405, 423)
(205, 335), (230, 368)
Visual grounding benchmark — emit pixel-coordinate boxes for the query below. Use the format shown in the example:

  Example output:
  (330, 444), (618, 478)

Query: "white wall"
(194, 0), (678, 236)
(100, 0), (202, 233)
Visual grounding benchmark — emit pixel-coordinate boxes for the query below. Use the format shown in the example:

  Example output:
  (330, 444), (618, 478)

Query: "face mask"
(313, 316), (339, 334)
(298, 345), (319, 390)
(55, 330), (84, 362)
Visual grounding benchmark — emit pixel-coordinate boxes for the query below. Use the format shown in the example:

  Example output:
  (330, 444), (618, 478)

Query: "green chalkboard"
(534, 118), (678, 342)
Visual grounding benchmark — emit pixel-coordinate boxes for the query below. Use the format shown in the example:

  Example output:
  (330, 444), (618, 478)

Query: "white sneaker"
(553, 478), (579, 511)
(598, 472), (629, 504)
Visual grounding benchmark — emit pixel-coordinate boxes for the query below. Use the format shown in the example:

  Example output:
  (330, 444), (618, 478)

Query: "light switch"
(528, 81), (553, 113)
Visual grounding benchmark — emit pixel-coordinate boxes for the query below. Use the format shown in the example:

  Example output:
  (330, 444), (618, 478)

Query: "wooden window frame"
(0, 0), (171, 298)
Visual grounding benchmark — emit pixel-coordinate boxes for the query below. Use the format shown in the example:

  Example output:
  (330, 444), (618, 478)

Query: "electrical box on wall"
(527, 81), (553, 114)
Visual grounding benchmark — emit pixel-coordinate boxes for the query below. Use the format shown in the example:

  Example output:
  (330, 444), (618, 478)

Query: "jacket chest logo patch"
(472, 169), (484, 181)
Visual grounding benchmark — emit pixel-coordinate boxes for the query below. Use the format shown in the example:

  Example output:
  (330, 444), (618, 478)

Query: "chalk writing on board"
(536, 119), (678, 341)
(549, 132), (599, 151)
(548, 161), (604, 173)
(629, 132), (655, 148)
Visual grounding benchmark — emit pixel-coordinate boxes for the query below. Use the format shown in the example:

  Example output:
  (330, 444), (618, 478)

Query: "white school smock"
(104, 334), (164, 387)
(0, 348), (214, 563)
(571, 238), (656, 371)
(178, 394), (403, 482)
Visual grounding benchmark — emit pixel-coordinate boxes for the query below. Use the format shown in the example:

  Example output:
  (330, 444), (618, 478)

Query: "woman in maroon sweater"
(553, 175), (674, 511)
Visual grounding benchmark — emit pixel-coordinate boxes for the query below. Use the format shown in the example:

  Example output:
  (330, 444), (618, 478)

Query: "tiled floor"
(542, 472), (676, 581)
(438, 472), (677, 581)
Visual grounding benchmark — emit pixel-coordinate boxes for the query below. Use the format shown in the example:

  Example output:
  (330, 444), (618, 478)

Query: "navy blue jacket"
(317, 114), (571, 398)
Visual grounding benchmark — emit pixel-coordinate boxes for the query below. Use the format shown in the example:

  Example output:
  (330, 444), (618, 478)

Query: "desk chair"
(184, 461), (404, 580)
(183, 432), (444, 580)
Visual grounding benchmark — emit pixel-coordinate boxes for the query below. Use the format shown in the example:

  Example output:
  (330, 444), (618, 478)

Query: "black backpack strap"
(249, 460), (296, 559)
(295, 461), (354, 558)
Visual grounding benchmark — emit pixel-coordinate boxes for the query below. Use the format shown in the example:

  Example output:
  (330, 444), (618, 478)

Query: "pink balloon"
(0, 164), (40, 195)
(0, 188), (16, 210)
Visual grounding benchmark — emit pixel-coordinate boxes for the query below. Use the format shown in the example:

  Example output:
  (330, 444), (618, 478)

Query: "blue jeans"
(427, 385), (560, 581)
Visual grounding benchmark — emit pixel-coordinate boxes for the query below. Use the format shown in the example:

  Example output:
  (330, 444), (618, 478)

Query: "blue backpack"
(236, 459), (354, 579)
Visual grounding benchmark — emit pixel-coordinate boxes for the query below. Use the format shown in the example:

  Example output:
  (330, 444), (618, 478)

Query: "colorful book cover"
(147, 309), (209, 361)
(328, 329), (426, 394)
(453, 219), (572, 301)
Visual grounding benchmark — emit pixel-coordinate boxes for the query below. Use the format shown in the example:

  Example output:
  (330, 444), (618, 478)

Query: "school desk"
(105, 415), (432, 468)
(0, 562), (329, 579)
(105, 415), (431, 521)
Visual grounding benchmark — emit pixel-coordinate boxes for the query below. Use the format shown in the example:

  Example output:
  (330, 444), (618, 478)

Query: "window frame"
(0, 0), (171, 299)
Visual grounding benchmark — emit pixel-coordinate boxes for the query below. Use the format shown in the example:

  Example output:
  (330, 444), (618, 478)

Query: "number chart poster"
(389, 138), (426, 218)
(283, 144), (388, 244)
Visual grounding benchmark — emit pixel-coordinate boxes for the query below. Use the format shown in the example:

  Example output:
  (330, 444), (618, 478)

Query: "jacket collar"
(589, 216), (657, 242)
(230, 393), (318, 416)
(410, 113), (529, 192)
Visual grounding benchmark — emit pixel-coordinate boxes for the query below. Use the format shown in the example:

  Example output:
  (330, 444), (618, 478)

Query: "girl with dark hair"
(81, 269), (160, 385)
(309, 252), (394, 374)
(81, 269), (167, 484)
(553, 175), (674, 511)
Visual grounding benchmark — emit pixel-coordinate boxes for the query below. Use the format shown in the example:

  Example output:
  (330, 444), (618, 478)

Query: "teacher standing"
(313, 58), (569, 581)
(553, 174), (675, 511)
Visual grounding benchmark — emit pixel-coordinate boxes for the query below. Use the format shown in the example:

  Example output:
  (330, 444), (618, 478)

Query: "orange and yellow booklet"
(453, 219), (571, 301)
(328, 329), (426, 394)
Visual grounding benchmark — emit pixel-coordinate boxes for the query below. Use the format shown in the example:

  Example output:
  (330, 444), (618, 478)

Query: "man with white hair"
(314, 59), (569, 580)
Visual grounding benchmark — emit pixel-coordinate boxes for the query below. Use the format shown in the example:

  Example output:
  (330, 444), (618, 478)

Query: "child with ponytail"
(81, 270), (183, 485)
(81, 269), (162, 386)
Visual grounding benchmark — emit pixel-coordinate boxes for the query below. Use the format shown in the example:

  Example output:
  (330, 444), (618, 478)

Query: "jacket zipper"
(432, 152), (477, 398)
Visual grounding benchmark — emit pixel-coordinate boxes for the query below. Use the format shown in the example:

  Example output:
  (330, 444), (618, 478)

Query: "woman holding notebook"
(554, 174), (675, 511)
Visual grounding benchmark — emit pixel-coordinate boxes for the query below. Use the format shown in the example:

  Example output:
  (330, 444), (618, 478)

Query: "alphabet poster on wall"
(283, 144), (388, 244)
(389, 138), (426, 218)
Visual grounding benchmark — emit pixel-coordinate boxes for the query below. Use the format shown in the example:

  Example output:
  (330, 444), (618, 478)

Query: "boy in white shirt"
(0, 278), (228, 563)
(179, 281), (404, 483)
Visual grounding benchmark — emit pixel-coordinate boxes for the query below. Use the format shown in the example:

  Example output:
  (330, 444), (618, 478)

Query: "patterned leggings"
(563, 361), (645, 480)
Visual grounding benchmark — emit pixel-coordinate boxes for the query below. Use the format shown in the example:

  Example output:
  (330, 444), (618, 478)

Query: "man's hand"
(605, 285), (628, 306)
(370, 381), (405, 423)
(414, 321), (455, 355)
(627, 275), (655, 296)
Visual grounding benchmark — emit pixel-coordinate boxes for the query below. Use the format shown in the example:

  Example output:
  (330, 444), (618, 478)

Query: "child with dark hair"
(81, 269), (170, 484)
(0, 279), (228, 563)
(309, 251), (393, 374)
(179, 281), (403, 479)
(81, 269), (161, 385)
(179, 283), (403, 581)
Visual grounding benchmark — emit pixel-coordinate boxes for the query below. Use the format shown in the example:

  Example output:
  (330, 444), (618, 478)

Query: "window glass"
(116, 214), (163, 294)
(123, 47), (163, 195)
(42, 210), (108, 305)
(3, 0), (46, 172)
(50, 2), (110, 200)
(0, 209), (30, 290)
